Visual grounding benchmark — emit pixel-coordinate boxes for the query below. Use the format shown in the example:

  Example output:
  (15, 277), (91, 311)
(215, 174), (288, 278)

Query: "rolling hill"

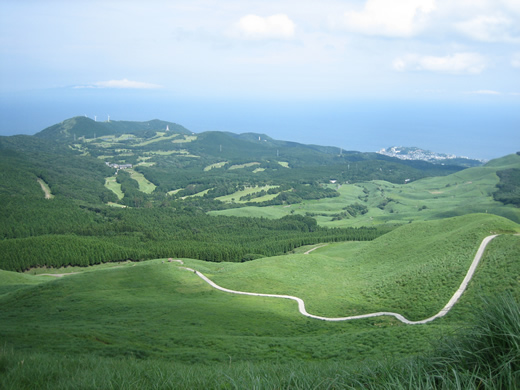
(1, 117), (519, 388)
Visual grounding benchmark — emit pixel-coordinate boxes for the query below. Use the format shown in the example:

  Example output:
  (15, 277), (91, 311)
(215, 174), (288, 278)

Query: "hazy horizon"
(1, 0), (519, 160)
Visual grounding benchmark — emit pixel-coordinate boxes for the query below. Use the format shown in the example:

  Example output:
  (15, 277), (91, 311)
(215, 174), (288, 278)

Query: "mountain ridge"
(35, 116), (192, 141)
(31, 117), (482, 167)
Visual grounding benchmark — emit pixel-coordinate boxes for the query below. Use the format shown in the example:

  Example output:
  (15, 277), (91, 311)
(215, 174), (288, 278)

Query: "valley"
(0, 117), (519, 388)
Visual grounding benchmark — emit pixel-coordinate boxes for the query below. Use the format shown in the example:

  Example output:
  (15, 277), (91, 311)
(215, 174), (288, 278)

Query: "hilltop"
(35, 116), (192, 141)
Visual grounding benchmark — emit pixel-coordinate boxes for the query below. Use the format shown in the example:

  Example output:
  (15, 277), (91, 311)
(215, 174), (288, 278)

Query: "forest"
(0, 124), (399, 271)
(0, 117), (514, 274)
(494, 167), (520, 207)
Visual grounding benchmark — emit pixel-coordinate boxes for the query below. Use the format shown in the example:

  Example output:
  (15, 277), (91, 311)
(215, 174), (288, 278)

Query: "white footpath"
(181, 235), (499, 324)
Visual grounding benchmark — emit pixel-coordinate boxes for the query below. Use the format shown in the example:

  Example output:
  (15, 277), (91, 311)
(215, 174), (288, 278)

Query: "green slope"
(193, 214), (520, 320)
(35, 116), (191, 141)
(210, 153), (520, 225)
(1, 214), (518, 364)
(0, 135), (117, 208)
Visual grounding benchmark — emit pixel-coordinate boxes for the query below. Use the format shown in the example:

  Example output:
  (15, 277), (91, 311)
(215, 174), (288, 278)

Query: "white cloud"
(235, 14), (295, 40)
(341, 0), (436, 37)
(468, 90), (501, 95)
(455, 14), (520, 42)
(393, 52), (487, 74)
(512, 53), (520, 68)
(501, 0), (520, 15)
(75, 79), (162, 89)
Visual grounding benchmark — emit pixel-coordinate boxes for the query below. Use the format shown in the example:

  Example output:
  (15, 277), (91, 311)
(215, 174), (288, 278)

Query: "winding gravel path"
(181, 235), (499, 324)
(304, 244), (327, 254)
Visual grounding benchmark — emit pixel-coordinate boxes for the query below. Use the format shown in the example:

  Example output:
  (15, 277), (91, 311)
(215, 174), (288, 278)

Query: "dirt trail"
(39, 272), (79, 277)
(304, 244), (327, 254)
(179, 235), (499, 324)
(37, 178), (54, 199)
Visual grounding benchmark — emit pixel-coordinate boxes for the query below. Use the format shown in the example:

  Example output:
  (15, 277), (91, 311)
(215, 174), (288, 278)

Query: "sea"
(1, 88), (518, 161)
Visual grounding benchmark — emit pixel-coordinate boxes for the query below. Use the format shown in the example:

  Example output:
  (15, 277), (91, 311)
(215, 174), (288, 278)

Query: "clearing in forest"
(228, 162), (260, 170)
(128, 169), (156, 194)
(104, 176), (124, 200)
(216, 185), (279, 203)
(37, 178), (54, 199)
(204, 162), (228, 171)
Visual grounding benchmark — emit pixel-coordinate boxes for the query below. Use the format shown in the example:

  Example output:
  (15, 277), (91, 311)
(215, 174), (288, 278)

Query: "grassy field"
(228, 162), (260, 170)
(1, 214), (519, 388)
(36, 178), (54, 199)
(182, 188), (212, 198)
(1, 214), (518, 365)
(143, 149), (197, 157)
(188, 214), (520, 320)
(127, 169), (156, 194)
(209, 156), (520, 226)
(104, 176), (124, 200)
(203, 161), (228, 171)
(2, 293), (519, 389)
(105, 169), (157, 197)
(215, 185), (279, 203)
(132, 132), (180, 147)
(172, 135), (197, 143)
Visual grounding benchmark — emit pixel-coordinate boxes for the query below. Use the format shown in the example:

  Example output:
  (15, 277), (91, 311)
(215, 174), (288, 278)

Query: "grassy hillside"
(35, 117), (191, 141)
(210, 153), (520, 225)
(1, 215), (518, 363)
(1, 214), (519, 388)
(187, 214), (519, 320)
(1, 117), (519, 387)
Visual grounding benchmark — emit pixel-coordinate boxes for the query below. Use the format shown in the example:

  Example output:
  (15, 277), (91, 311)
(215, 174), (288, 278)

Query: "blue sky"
(1, 0), (519, 159)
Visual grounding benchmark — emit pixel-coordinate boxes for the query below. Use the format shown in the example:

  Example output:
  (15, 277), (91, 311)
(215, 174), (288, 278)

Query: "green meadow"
(186, 214), (520, 320)
(182, 188), (212, 198)
(172, 134), (197, 143)
(127, 169), (156, 194)
(132, 132), (180, 147)
(104, 176), (124, 200)
(1, 214), (519, 388)
(228, 162), (261, 170)
(1, 215), (518, 362)
(215, 185), (279, 203)
(203, 161), (228, 171)
(209, 161), (520, 226)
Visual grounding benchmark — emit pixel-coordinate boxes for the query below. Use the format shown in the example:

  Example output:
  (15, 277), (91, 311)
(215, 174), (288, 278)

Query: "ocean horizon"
(1, 89), (518, 161)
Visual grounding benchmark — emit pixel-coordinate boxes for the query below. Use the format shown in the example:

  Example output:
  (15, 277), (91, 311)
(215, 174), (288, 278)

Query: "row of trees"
(0, 209), (392, 271)
(494, 168), (520, 207)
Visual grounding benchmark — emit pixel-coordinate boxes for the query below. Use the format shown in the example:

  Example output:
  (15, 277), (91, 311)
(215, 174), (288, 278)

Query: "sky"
(0, 0), (519, 160)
